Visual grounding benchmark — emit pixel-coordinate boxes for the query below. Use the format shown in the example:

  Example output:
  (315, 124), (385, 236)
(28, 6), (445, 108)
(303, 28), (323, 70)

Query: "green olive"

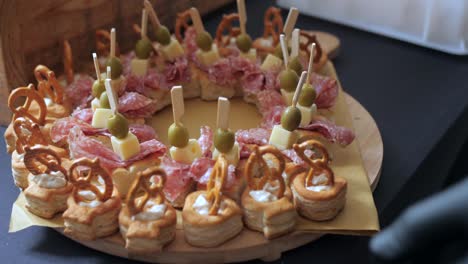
(105, 57), (123, 79)
(281, 106), (302, 131)
(214, 128), (235, 153)
(298, 83), (317, 107)
(168, 123), (189, 148)
(91, 79), (105, 98)
(99, 92), (111, 109)
(155, 26), (171, 46)
(288, 56), (303, 76)
(273, 44), (291, 59)
(279, 69), (299, 92)
(108, 112), (129, 139)
(196, 31), (213, 52)
(135, 38), (153, 59)
(236, 33), (252, 53)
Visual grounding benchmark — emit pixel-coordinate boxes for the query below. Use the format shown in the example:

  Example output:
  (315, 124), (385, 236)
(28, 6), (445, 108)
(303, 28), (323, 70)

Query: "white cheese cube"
(195, 44), (220, 66)
(298, 104), (317, 127)
(91, 98), (101, 111)
(281, 89), (294, 105)
(131, 58), (148, 77)
(91, 108), (113, 128)
(111, 132), (141, 160)
(111, 76), (125, 95)
(239, 49), (257, 62)
(169, 139), (202, 164)
(269, 125), (298, 150)
(260, 54), (283, 71)
(212, 141), (240, 166)
(161, 37), (184, 61)
(111, 168), (133, 198)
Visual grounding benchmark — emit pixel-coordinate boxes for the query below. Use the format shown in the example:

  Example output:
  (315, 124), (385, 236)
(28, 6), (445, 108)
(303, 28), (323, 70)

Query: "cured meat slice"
(207, 58), (236, 86)
(129, 124), (157, 142)
(71, 108), (93, 124)
(198, 126), (213, 158)
(183, 26), (198, 56)
(256, 90), (286, 116)
(160, 156), (192, 205)
(311, 73), (339, 109)
(191, 157), (237, 190)
(118, 92), (157, 119)
(235, 128), (271, 159)
(64, 74), (94, 109)
(68, 127), (166, 171)
(299, 119), (355, 146)
(164, 56), (191, 85)
(260, 105), (285, 130)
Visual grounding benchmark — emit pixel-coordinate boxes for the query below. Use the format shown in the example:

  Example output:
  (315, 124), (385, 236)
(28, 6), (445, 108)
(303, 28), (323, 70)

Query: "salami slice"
(311, 73), (339, 109)
(235, 128), (271, 159)
(197, 126), (213, 158)
(260, 105), (285, 129)
(160, 156), (192, 203)
(71, 108), (93, 124)
(129, 123), (157, 142)
(118, 92), (158, 119)
(299, 119), (355, 146)
(164, 57), (191, 85)
(65, 74), (94, 109)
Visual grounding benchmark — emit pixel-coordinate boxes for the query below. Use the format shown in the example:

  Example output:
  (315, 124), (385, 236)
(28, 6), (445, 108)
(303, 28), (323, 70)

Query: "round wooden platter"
(56, 93), (383, 264)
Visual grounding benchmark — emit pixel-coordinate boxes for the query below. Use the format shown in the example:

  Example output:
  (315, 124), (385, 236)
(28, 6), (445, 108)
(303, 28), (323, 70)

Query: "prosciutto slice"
(299, 119), (355, 146)
(68, 127), (166, 171)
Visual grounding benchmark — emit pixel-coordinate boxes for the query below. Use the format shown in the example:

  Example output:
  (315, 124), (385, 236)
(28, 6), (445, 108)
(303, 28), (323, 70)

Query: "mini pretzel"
(13, 117), (47, 154)
(63, 40), (74, 85)
(126, 167), (167, 216)
(69, 158), (113, 203)
(34, 65), (64, 104)
(263, 7), (283, 46)
(8, 86), (47, 126)
(245, 145), (286, 199)
(293, 140), (334, 187)
(96, 29), (120, 57)
(24, 145), (67, 178)
(299, 31), (323, 64)
(175, 9), (192, 43)
(215, 13), (241, 52)
(205, 155), (228, 216)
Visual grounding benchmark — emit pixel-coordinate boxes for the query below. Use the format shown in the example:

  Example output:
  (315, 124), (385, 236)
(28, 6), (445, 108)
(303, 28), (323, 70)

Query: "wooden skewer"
(284, 7), (299, 39)
(292, 71), (307, 108)
(305, 43), (316, 84)
(237, 0), (247, 35)
(106, 66), (111, 80)
(189, 7), (204, 34)
(279, 34), (289, 68)
(104, 78), (118, 114)
(170, 86), (184, 125)
(144, 0), (160, 29)
(217, 97), (230, 130)
(92, 53), (101, 82)
(110, 28), (116, 58)
(291, 28), (300, 58)
(141, 8), (148, 39)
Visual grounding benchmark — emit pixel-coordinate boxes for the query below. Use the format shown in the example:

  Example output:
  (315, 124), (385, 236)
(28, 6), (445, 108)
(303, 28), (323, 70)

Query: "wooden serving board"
(56, 92), (383, 263)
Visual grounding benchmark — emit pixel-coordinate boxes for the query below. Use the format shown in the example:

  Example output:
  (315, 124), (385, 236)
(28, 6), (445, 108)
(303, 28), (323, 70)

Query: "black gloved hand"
(369, 177), (468, 264)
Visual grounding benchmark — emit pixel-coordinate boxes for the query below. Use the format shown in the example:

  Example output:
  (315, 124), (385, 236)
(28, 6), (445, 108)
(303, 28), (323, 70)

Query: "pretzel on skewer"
(293, 139), (334, 187)
(126, 167), (167, 216)
(253, 7), (283, 54)
(34, 65), (64, 104)
(215, 13), (241, 56)
(24, 145), (67, 177)
(175, 9), (192, 43)
(245, 145), (286, 199)
(63, 40), (74, 85)
(69, 158), (113, 203)
(205, 155), (228, 215)
(95, 29), (120, 57)
(13, 117), (47, 154)
(8, 86), (47, 126)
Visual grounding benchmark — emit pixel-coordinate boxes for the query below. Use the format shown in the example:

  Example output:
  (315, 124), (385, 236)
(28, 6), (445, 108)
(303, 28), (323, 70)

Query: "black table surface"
(2, 0), (468, 263)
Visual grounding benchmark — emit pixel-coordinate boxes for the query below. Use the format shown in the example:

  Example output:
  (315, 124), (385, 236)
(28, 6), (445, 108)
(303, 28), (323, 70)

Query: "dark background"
(1, 0), (468, 263)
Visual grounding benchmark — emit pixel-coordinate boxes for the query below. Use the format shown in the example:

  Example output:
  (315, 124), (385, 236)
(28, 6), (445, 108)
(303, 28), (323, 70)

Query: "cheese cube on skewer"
(91, 98), (101, 111)
(169, 139), (202, 164)
(196, 44), (220, 67)
(161, 37), (185, 61)
(131, 59), (149, 77)
(111, 132), (141, 160)
(212, 141), (240, 166)
(260, 54), (283, 71)
(239, 49), (257, 62)
(298, 104), (317, 127)
(281, 89), (294, 105)
(92, 108), (114, 128)
(269, 125), (298, 150)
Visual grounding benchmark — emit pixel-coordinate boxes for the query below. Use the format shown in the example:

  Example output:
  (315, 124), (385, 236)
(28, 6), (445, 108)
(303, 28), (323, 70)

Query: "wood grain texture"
(0, 0), (233, 125)
(56, 91), (383, 263)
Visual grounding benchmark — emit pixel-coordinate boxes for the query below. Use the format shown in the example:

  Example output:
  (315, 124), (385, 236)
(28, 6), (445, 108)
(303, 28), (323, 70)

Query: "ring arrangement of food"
(5, 0), (379, 260)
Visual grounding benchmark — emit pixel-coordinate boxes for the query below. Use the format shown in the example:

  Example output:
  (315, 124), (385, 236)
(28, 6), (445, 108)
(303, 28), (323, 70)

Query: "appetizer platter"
(6, 1), (380, 263)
